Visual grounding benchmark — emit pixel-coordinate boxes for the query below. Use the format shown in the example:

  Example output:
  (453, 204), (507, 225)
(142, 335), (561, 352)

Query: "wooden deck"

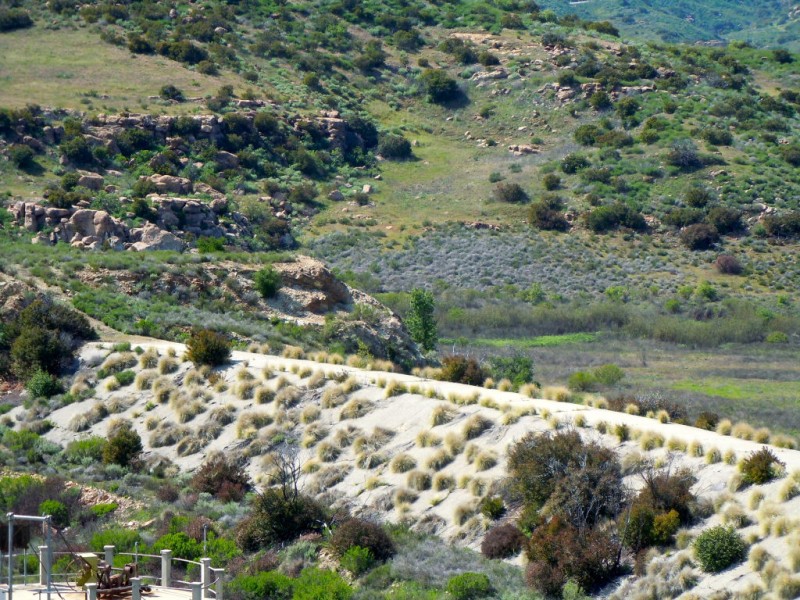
(6, 585), (193, 600)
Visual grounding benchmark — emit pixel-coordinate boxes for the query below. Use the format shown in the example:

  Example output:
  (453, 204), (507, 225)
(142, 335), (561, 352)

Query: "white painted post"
(160, 550), (172, 588)
(85, 583), (97, 600)
(0, 584), (6, 600)
(38, 546), (49, 586)
(191, 582), (202, 600)
(103, 546), (114, 565)
(212, 569), (223, 600)
(131, 578), (141, 600)
(200, 559), (211, 599)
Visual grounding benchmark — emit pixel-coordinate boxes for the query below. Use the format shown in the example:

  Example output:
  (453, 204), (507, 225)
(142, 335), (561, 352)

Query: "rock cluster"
(6, 199), (250, 251)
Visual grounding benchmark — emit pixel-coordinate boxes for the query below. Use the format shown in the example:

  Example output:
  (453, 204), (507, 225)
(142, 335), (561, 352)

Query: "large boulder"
(77, 171), (104, 191)
(275, 256), (351, 311)
(129, 223), (186, 252)
(144, 174), (193, 194)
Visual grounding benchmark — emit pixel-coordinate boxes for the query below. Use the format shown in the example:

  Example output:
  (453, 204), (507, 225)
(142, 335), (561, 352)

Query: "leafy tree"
(406, 288), (437, 352)
(39, 500), (69, 529)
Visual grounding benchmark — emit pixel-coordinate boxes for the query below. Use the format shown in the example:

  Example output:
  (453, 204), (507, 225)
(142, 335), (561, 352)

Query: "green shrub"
(407, 288), (437, 352)
(102, 422), (142, 467)
(293, 568), (352, 600)
(159, 85), (185, 102)
(568, 371), (596, 392)
(11, 327), (70, 380)
(254, 266), (282, 299)
(561, 153), (590, 174)
(90, 503), (118, 518)
(652, 509), (680, 545)
(329, 519), (395, 561)
(585, 203), (646, 233)
(90, 528), (140, 553)
(740, 447), (785, 485)
(621, 504), (654, 552)
(26, 370), (63, 398)
(446, 573), (492, 600)
(420, 69), (460, 103)
(340, 546), (374, 575)
(9, 144), (35, 168)
(152, 532), (202, 561)
(377, 134), (412, 160)
(542, 173), (561, 190)
(488, 355), (534, 388)
(65, 437), (106, 463)
(197, 237), (225, 253)
(191, 455), (251, 502)
(39, 500), (69, 529)
(493, 182), (528, 203)
(114, 370), (135, 386)
(694, 526), (747, 573)
(229, 571), (293, 600)
(186, 329), (231, 366)
(479, 496), (505, 519)
(593, 364), (624, 386)
(528, 195), (569, 231)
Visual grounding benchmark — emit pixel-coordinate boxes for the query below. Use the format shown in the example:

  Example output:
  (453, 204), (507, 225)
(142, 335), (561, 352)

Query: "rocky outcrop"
(129, 223), (186, 252)
(143, 174), (193, 194)
(77, 171), (104, 191)
(276, 256), (351, 313)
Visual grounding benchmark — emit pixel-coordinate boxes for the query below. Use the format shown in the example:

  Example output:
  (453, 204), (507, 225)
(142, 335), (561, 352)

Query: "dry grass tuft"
(390, 453), (417, 473)
(208, 404), (236, 425)
(158, 357), (179, 375)
(407, 470), (432, 491)
(68, 402), (108, 432)
(542, 385), (570, 402)
(321, 385), (348, 409)
(433, 473), (456, 492)
(139, 349), (159, 369)
(705, 447), (722, 464)
(444, 432), (465, 455)
(687, 440), (704, 457)
(453, 502), (477, 526)
(282, 345), (304, 359)
(301, 423), (328, 449)
(275, 386), (302, 408)
(135, 370), (157, 391)
(384, 380), (408, 398)
(425, 449), (454, 471)
(236, 411), (273, 439)
(334, 425), (361, 448)
(666, 437), (687, 452)
(416, 430), (442, 448)
(254, 386), (276, 405)
(462, 414), (493, 440)
(235, 380), (257, 400)
(356, 452), (387, 469)
(340, 399), (374, 420)
(301, 405), (320, 424)
(474, 451), (498, 471)
(723, 449), (737, 465)
(639, 431), (665, 451)
(317, 441), (341, 463)
(430, 404), (459, 427)
(716, 419), (733, 435)
(732, 422), (755, 440)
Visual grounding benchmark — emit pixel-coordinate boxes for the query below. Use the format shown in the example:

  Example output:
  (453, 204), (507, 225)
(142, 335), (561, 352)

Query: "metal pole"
(212, 569), (223, 600)
(202, 525), (207, 557)
(22, 549), (25, 584)
(46, 517), (52, 600)
(134, 542), (138, 566)
(160, 550), (172, 588)
(7, 513), (13, 600)
(103, 546), (114, 565)
(39, 546), (47, 586)
(85, 583), (97, 600)
(191, 582), (202, 600)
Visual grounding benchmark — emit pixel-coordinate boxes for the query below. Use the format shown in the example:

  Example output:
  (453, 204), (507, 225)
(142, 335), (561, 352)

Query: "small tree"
(406, 288), (437, 352)
(420, 69), (460, 104)
(254, 266), (282, 298)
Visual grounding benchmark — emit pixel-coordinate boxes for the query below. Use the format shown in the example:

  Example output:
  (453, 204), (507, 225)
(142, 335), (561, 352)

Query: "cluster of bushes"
(506, 431), (625, 595)
(567, 363), (624, 392)
(0, 7), (33, 32)
(0, 298), (96, 386)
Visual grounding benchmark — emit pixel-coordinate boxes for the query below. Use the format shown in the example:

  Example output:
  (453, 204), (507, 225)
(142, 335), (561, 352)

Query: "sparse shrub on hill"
(377, 133), (412, 160)
(192, 454), (251, 502)
(763, 211), (800, 238)
(681, 223), (719, 250)
(186, 329), (231, 367)
(715, 254), (743, 275)
(407, 288), (437, 352)
(493, 182), (528, 203)
(329, 519), (395, 562)
(445, 572), (492, 600)
(561, 153), (590, 174)
(740, 447), (785, 485)
(707, 206), (742, 234)
(528, 195), (569, 231)
(666, 139), (703, 170)
(585, 203), (646, 233)
(439, 355), (485, 385)
(237, 488), (328, 551)
(694, 526), (747, 573)
(26, 369), (63, 399)
(481, 524), (525, 559)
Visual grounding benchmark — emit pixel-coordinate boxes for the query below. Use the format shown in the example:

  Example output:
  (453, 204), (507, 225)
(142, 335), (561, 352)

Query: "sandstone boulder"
(130, 223), (186, 252)
(77, 171), (104, 191)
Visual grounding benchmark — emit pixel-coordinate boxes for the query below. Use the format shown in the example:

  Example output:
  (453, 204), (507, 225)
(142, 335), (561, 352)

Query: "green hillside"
(541, 0), (799, 49)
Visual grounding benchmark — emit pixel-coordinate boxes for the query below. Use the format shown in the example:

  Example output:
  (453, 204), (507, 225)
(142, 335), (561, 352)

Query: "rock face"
(77, 171), (105, 191)
(277, 256), (351, 313)
(144, 174), (193, 194)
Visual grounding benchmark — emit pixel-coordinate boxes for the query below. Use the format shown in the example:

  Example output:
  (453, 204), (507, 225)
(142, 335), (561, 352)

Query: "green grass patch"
(442, 332), (598, 349)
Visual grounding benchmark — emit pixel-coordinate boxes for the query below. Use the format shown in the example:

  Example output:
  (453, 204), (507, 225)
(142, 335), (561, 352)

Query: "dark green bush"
(340, 546), (373, 576)
(707, 207), (742, 234)
(479, 496), (505, 520)
(568, 370), (596, 392)
(528, 195), (569, 231)
(377, 134), (412, 160)
(0, 8), (33, 32)
(11, 327), (69, 379)
(236, 489), (329, 550)
(293, 568), (352, 600)
(561, 153), (590, 174)
(445, 573), (492, 600)
(65, 437), (106, 463)
(488, 355), (534, 388)
(694, 526), (746, 573)
(493, 182), (528, 203)
(9, 144), (35, 168)
(186, 329), (231, 367)
(254, 266), (282, 298)
(102, 421), (142, 467)
(542, 173), (560, 190)
(763, 212), (800, 238)
(420, 69), (460, 103)
(593, 364), (624, 386)
(159, 85), (185, 102)
(681, 223), (719, 250)
(585, 203), (646, 233)
(197, 237), (225, 253)
(740, 447), (785, 485)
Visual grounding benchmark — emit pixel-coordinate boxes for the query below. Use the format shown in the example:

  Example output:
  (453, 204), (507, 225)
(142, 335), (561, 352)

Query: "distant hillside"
(542, 0), (799, 49)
